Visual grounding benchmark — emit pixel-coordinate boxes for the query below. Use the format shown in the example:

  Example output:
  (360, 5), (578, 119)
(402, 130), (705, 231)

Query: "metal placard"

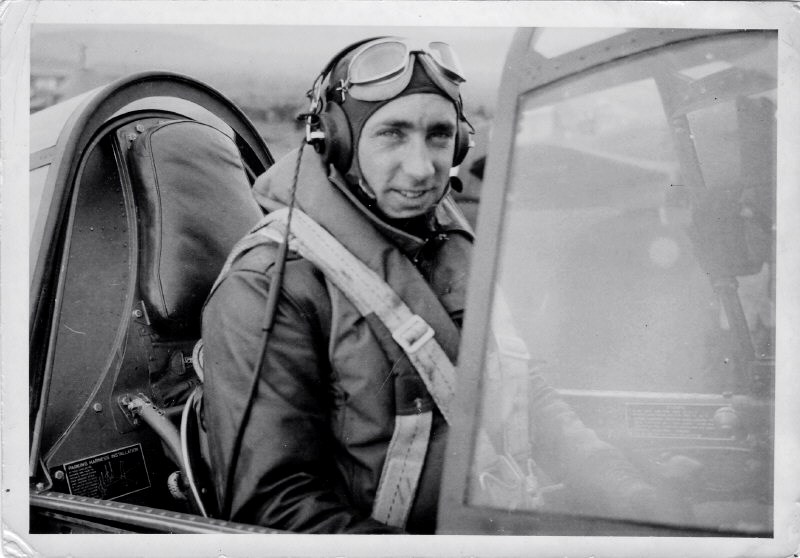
(60, 443), (151, 500)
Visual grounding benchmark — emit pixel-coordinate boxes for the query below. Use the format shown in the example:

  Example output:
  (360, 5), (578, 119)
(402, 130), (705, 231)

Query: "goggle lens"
(427, 41), (465, 82)
(349, 41), (408, 84)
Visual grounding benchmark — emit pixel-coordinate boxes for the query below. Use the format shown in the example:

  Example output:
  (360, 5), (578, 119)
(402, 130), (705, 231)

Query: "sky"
(31, 24), (518, 111)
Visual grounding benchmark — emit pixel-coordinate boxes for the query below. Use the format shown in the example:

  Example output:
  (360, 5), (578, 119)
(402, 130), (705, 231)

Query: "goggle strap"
(306, 71), (328, 115)
(462, 107), (475, 135)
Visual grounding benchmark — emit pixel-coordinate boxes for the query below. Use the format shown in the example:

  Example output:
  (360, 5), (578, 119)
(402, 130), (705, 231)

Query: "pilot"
(201, 37), (685, 533)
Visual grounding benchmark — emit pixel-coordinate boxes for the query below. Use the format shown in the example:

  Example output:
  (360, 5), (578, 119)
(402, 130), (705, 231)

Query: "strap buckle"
(392, 315), (435, 355)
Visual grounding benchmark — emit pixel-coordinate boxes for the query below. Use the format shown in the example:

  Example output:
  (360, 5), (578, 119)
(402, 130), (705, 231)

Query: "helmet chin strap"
(432, 176), (461, 207)
(436, 181), (451, 205)
(356, 177), (378, 200)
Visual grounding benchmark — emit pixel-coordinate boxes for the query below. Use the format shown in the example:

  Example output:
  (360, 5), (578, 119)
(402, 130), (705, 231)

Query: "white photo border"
(3, 2), (799, 557)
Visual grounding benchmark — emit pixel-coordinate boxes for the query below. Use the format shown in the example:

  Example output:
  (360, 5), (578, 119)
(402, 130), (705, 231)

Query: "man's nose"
(402, 136), (436, 181)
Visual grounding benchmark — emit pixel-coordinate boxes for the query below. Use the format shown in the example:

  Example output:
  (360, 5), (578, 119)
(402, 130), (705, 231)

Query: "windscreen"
(467, 31), (776, 535)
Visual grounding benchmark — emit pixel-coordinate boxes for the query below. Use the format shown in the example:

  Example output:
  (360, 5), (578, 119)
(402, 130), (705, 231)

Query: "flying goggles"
(311, 37), (467, 109)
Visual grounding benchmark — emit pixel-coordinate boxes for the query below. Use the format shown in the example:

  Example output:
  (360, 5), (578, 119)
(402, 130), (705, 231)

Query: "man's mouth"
(395, 188), (431, 199)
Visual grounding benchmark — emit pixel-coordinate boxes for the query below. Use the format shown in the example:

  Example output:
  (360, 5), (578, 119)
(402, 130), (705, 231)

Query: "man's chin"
(384, 208), (428, 220)
(383, 201), (434, 219)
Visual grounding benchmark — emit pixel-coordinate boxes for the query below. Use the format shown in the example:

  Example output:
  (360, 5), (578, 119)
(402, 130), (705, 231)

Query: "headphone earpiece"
(453, 118), (471, 167)
(314, 100), (353, 170)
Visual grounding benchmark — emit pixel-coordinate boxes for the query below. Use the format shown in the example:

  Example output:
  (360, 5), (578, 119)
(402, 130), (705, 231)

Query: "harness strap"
(259, 208), (459, 424)
(371, 410), (433, 527)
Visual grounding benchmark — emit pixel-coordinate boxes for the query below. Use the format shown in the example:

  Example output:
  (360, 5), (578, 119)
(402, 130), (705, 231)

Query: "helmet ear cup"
(452, 118), (471, 167)
(317, 101), (352, 170)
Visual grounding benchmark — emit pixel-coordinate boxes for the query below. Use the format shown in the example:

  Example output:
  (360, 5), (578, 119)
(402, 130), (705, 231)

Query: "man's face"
(357, 93), (457, 219)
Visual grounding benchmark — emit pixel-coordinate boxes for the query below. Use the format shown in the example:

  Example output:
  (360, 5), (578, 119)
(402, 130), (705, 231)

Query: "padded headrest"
(130, 120), (263, 335)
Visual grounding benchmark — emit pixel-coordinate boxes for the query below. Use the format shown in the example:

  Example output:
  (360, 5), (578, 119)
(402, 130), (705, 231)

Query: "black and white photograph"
(2, 1), (799, 557)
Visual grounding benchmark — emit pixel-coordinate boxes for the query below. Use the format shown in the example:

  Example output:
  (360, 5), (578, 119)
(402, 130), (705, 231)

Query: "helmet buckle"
(335, 79), (349, 103)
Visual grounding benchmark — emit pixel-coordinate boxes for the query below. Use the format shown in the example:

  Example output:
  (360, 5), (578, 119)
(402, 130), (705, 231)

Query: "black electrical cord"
(221, 140), (305, 519)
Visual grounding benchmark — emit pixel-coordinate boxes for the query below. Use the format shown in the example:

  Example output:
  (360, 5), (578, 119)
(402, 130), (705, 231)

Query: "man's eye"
(429, 130), (455, 144)
(379, 128), (404, 139)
